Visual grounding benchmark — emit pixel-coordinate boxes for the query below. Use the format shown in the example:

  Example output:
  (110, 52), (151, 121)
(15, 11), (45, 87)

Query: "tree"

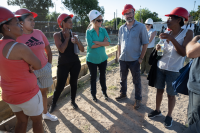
(7, 0), (54, 21)
(62, 0), (104, 29)
(46, 11), (60, 21)
(135, 8), (162, 22)
(190, 5), (200, 21)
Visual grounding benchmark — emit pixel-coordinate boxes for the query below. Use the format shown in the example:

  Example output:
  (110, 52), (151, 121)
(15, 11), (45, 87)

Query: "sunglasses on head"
(96, 19), (103, 22)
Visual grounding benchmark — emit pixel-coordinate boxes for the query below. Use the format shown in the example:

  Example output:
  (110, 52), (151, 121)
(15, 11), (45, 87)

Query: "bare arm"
(91, 44), (101, 49)
(45, 45), (52, 64)
(53, 32), (70, 53)
(140, 44), (148, 59)
(19, 44), (41, 70)
(186, 35), (200, 58)
(117, 45), (121, 61)
(149, 31), (156, 44)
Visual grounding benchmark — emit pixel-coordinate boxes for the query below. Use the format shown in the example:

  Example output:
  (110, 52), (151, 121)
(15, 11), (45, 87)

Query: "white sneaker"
(42, 112), (58, 121)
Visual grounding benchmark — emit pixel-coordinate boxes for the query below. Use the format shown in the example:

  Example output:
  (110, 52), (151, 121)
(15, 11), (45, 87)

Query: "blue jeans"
(87, 60), (107, 96)
(119, 60), (142, 100)
(154, 67), (180, 96)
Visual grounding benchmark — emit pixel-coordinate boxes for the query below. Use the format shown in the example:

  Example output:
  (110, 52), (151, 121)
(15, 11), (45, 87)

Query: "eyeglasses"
(96, 19), (103, 22)
(124, 12), (133, 16)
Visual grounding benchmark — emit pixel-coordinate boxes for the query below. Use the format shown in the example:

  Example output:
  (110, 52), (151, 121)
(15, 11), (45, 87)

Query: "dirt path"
(26, 63), (188, 133)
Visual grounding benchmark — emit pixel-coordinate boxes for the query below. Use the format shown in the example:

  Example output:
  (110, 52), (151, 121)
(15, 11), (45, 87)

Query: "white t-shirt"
(147, 28), (156, 48)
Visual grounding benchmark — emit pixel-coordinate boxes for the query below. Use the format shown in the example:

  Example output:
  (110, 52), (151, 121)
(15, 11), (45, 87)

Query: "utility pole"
(116, 10), (117, 30)
(194, 1), (196, 11)
(139, 6), (141, 22)
(114, 12), (115, 30)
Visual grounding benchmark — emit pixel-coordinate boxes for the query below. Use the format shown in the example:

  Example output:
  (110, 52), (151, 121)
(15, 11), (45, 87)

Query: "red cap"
(122, 4), (135, 15)
(0, 6), (21, 25)
(57, 13), (73, 28)
(165, 7), (189, 21)
(15, 8), (38, 18)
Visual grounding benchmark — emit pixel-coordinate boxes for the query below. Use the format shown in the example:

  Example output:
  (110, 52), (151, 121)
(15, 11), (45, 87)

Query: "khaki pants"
(141, 47), (154, 74)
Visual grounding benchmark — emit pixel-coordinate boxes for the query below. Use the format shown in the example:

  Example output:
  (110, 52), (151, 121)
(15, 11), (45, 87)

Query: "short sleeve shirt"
(118, 20), (149, 61)
(17, 29), (49, 68)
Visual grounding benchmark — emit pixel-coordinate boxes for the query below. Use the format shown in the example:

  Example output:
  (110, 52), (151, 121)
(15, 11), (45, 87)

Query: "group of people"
(0, 3), (199, 133)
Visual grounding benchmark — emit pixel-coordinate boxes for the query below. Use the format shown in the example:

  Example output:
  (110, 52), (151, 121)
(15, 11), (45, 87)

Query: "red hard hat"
(15, 8), (38, 18)
(57, 13), (73, 28)
(122, 4), (135, 15)
(165, 7), (189, 21)
(0, 6), (21, 25)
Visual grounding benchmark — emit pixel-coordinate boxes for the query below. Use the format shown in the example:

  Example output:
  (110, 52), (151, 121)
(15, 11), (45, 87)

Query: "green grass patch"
(108, 85), (118, 90)
(47, 91), (54, 98)
(106, 63), (119, 71)
(107, 55), (115, 62)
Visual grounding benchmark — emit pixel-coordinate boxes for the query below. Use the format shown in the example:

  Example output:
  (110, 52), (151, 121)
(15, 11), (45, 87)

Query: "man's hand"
(138, 58), (143, 64)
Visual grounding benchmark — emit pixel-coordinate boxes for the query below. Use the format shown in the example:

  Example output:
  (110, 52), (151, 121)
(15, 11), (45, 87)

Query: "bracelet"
(139, 57), (143, 60)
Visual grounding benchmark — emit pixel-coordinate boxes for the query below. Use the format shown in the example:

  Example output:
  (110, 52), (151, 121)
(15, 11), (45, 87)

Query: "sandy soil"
(25, 63), (189, 133)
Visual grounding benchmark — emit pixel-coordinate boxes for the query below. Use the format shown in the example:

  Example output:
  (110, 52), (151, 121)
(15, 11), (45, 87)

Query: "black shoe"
(49, 104), (57, 113)
(92, 95), (97, 102)
(148, 110), (162, 118)
(115, 93), (127, 101)
(133, 99), (141, 110)
(164, 116), (173, 127)
(103, 93), (109, 100)
(71, 102), (78, 109)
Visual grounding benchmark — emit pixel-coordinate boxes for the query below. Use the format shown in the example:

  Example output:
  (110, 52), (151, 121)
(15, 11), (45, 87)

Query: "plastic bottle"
(157, 39), (164, 56)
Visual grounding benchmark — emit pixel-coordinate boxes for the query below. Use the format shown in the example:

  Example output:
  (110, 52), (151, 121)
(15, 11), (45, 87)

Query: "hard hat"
(15, 8), (38, 18)
(88, 10), (101, 22)
(122, 4), (135, 15)
(57, 13), (74, 28)
(165, 7), (189, 21)
(0, 6), (21, 25)
(145, 18), (153, 25)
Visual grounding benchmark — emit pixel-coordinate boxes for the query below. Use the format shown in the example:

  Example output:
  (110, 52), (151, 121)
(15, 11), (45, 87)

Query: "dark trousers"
(119, 60), (142, 100)
(141, 47), (154, 74)
(52, 61), (81, 104)
(87, 60), (107, 96)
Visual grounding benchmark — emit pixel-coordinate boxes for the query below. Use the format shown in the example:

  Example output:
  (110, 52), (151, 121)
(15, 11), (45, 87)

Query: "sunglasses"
(145, 24), (151, 26)
(96, 19), (103, 22)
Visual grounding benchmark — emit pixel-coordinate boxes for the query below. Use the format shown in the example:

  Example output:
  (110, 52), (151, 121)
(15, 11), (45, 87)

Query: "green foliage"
(62, 0), (104, 29)
(104, 18), (125, 29)
(190, 5), (200, 21)
(135, 8), (162, 22)
(7, 0), (54, 21)
(46, 11), (60, 21)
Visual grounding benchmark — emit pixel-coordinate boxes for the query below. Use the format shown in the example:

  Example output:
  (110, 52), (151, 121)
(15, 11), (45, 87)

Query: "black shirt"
(58, 32), (79, 65)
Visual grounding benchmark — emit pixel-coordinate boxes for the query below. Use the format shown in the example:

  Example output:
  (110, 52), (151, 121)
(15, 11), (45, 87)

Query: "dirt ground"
(26, 63), (189, 133)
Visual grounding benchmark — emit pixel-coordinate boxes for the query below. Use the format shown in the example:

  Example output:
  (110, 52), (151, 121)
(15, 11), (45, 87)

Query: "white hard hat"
(145, 18), (153, 25)
(88, 10), (101, 22)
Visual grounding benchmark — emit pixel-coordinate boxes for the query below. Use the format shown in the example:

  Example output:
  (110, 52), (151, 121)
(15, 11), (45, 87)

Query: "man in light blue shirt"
(115, 4), (149, 110)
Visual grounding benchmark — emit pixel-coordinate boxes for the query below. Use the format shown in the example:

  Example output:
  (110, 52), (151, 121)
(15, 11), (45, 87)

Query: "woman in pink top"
(15, 9), (57, 121)
(0, 7), (43, 133)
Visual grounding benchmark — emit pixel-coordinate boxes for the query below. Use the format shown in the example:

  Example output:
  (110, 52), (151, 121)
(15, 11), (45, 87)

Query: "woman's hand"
(159, 33), (173, 41)
(104, 37), (109, 42)
(29, 65), (34, 73)
(156, 44), (161, 51)
(63, 28), (70, 39)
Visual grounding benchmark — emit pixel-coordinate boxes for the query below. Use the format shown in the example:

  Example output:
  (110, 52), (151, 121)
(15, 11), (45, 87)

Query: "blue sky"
(2, 0), (199, 22)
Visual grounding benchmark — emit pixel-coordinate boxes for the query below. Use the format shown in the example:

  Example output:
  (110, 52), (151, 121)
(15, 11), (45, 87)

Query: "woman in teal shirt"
(86, 10), (111, 102)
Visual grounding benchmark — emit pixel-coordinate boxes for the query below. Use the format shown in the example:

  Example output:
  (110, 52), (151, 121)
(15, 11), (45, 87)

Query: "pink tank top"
(16, 29), (49, 68)
(0, 39), (39, 104)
